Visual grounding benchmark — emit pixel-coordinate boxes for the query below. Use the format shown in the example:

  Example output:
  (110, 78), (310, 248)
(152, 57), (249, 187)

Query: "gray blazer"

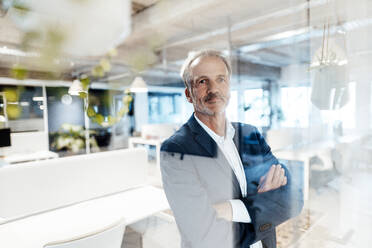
(160, 115), (303, 248)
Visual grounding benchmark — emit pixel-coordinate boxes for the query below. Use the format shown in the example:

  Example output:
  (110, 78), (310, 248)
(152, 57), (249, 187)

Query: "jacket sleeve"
(160, 141), (255, 248)
(239, 127), (304, 243)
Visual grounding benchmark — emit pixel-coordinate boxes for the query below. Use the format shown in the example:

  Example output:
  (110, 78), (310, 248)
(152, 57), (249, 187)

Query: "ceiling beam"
(155, 0), (328, 50)
(0, 66), (68, 80)
(126, 0), (223, 45)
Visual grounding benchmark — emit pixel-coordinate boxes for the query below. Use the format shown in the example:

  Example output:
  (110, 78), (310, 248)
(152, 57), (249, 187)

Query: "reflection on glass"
(226, 90), (238, 122)
(0, 85), (44, 132)
(244, 88), (270, 127)
(148, 92), (182, 124)
(280, 86), (311, 128)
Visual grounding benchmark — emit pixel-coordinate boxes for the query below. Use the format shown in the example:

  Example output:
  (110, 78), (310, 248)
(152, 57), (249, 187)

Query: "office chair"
(43, 218), (126, 248)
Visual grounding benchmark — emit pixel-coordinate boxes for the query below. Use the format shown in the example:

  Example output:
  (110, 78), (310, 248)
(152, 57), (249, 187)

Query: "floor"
(291, 170), (372, 248)
(122, 160), (372, 248)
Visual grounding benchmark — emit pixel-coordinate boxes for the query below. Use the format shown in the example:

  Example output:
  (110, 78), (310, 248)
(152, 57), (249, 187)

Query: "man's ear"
(185, 88), (193, 103)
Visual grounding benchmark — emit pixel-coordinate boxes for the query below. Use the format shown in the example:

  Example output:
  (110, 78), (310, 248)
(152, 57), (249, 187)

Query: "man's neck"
(195, 111), (226, 137)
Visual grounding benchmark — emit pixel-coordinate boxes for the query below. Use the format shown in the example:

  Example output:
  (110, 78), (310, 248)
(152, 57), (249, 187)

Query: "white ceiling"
(0, 0), (371, 86)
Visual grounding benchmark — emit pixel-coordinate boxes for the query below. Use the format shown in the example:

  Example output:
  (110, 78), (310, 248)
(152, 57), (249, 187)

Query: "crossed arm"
(213, 164), (288, 221)
(212, 162), (303, 247)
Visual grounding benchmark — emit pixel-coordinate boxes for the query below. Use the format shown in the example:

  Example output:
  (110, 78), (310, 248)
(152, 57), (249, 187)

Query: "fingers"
(265, 164), (276, 185)
(267, 164), (287, 189)
(271, 164), (282, 187)
(282, 175), (287, 186)
(275, 166), (287, 187)
(257, 176), (265, 193)
(278, 166), (287, 186)
(257, 164), (287, 193)
(259, 175), (265, 186)
(257, 187), (263, 193)
(259, 165), (275, 193)
(260, 175), (264, 183)
(279, 167), (285, 187)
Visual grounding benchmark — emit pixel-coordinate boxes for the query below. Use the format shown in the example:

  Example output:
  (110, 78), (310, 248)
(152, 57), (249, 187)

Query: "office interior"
(0, 0), (371, 247)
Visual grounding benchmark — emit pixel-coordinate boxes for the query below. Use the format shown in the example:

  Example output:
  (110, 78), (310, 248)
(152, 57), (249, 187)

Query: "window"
(280, 86), (311, 127)
(226, 90), (238, 122)
(148, 92), (182, 124)
(244, 89), (270, 127)
(319, 81), (356, 129)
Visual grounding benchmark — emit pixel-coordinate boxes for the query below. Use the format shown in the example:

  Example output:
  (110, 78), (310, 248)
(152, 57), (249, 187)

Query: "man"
(160, 50), (303, 248)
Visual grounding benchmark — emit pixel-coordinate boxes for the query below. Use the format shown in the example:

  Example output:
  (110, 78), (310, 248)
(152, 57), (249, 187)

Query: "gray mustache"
(204, 93), (224, 102)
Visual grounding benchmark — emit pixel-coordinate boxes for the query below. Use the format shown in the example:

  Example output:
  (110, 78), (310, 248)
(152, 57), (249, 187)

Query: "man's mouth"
(205, 99), (219, 104)
(204, 94), (223, 103)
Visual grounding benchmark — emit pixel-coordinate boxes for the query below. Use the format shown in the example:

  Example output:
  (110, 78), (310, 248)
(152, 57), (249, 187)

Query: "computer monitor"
(0, 128), (11, 148)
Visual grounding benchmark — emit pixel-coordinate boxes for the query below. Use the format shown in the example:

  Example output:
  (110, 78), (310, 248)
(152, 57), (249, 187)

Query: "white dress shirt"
(195, 114), (263, 248)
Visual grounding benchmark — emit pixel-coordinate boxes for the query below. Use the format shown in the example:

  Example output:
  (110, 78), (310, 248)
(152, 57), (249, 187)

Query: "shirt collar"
(194, 113), (235, 144)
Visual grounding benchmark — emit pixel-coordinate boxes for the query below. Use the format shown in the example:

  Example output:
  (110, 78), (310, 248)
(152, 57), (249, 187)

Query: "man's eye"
(199, 79), (207, 84)
(217, 77), (225, 82)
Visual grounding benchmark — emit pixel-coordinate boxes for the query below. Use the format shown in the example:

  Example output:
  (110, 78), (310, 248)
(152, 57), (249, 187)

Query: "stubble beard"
(192, 95), (229, 117)
(195, 103), (216, 116)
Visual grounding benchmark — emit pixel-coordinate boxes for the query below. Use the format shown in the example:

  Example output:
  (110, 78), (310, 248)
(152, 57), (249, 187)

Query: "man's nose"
(206, 79), (219, 92)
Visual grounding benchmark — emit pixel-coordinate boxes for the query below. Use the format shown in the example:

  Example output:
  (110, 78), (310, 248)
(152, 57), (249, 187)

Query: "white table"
(274, 149), (313, 201)
(0, 186), (169, 248)
(274, 135), (363, 202)
(3, 150), (59, 164)
(273, 140), (336, 201)
(128, 137), (164, 170)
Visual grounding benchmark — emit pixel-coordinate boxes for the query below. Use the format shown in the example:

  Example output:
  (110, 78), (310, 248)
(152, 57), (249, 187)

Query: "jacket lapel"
(187, 114), (242, 196)
(187, 114), (217, 158)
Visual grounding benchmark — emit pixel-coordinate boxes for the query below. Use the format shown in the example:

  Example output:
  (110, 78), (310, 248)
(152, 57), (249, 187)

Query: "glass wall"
(280, 86), (311, 128)
(1, 0), (372, 246)
(244, 88), (270, 127)
(148, 92), (183, 124)
(0, 85), (44, 132)
(47, 87), (132, 155)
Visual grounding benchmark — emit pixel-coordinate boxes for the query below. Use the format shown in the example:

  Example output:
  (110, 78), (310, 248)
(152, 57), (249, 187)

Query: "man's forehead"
(190, 56), (229, 77)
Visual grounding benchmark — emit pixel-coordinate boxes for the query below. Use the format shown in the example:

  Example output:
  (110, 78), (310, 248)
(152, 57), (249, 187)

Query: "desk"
(4, 151), (59, 164)
(128, 137), (164, 170)
(274, 150), (312, 201)
(0, 186), (169, 248)
(273, 140), (336, 201)
(273, 136), (362, 201)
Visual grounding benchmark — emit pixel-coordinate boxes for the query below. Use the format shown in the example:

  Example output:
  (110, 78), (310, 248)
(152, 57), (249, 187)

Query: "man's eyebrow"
(194, 75), (207, 81)
(217, 74), (227, 78)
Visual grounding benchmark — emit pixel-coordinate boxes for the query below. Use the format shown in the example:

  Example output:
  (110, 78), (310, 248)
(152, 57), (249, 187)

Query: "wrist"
(213, 201), (233, 221)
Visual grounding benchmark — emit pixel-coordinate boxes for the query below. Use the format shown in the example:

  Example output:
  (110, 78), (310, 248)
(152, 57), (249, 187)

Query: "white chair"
(43, 218), (126, 248)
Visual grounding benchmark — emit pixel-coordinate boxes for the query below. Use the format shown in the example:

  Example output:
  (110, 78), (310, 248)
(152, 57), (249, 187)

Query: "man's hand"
(213, 201), (232, 221)
(257, 164), (287, 193)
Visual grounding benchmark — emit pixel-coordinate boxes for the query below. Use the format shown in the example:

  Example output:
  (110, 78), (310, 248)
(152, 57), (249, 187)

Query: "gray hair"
(180, 49), (231, 89)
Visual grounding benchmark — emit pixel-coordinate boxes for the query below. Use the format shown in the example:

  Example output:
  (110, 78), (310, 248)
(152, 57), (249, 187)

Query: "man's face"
(185, 56), (230, 116)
